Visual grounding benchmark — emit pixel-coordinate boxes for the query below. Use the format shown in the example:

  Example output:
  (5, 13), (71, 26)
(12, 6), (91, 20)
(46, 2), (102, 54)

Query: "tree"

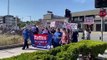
(17, 22), (26, 28)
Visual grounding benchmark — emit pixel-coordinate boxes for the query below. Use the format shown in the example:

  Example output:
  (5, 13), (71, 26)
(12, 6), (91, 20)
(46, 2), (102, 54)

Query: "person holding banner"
(29, 29), (35, 47)
(29, 25), (39, 47)
(22, 27), (29, 50)
(53, 28), (62, 48)
(61, 28), (68, 45)
(42, 28), (53, 49)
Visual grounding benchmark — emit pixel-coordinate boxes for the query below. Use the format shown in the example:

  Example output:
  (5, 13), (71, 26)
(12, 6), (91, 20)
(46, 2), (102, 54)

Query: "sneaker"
(22, 48), (25, 50)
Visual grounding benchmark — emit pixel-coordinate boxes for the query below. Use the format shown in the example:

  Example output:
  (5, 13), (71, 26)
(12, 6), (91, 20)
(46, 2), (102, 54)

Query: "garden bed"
(1, 40), (107, 60)
(0, 34), (23, 47)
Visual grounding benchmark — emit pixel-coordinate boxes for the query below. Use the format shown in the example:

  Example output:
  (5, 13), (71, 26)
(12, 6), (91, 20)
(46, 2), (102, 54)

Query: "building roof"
(43, 13), (65, 20)
(72, 9), (100, 17)
(71, 9), (107, 20)
(4, 15), (14, 17)
(53, 15), (65, 19)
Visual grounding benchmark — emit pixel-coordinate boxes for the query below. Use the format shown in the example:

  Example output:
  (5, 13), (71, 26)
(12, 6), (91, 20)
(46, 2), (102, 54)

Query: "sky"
(0, 0), (95, 21)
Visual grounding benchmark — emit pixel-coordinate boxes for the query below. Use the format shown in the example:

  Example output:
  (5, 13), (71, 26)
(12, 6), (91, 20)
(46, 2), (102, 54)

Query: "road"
(0, 32), (107, 59)
(79, 32), (107, 42)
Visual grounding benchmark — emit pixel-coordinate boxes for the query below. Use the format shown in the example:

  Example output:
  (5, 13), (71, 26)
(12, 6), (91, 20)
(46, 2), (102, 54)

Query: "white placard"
(64, 23), (78, 30)
(50, 21), (64, 28)
(84, 17), (94, 25)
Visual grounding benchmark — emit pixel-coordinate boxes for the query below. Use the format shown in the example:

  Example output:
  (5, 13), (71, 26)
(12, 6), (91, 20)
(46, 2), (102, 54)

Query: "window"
(47, 22), (50, 24)
(96, 24), (101, 31)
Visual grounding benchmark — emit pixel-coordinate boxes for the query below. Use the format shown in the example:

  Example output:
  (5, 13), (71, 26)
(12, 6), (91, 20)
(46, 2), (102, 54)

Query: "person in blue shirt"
(53, 28), (62, 48)
(29, 29), (35, 47)
(22, 27), (29, 50)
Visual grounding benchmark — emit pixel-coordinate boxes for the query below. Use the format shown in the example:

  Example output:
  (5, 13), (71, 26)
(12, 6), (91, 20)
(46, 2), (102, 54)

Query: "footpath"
(0, 46), (47, 59)
(0, 46), (107, 59)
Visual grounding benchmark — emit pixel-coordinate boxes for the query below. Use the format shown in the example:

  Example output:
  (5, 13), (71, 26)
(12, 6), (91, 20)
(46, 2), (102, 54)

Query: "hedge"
(1, 40), (107, 60)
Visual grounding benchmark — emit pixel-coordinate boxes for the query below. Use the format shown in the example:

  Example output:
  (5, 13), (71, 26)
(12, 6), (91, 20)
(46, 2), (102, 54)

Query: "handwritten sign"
(64, 23), (78, 30)
(84, 17), (94, 25)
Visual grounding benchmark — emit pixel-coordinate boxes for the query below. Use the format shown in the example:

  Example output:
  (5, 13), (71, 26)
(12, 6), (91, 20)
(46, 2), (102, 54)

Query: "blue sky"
(0, 0), (95, 21)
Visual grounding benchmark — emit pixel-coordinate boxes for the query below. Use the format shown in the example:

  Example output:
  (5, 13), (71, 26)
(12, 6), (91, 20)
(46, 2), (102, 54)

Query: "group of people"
(52, 28), (79, 48)
(22, 25), (79, 49)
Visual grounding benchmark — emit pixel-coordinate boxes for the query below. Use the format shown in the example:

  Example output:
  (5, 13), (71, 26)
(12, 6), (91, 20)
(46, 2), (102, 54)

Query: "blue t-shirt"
(22, 29), (29, 40)
(53, 32), (62, 43)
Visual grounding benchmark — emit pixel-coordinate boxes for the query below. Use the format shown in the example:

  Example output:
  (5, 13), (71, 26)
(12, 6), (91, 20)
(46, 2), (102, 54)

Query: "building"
(72, 9), (107, 31)
(42, 12), (67, 27)
(0, 16), (4, 24)
(41, 9), (107, 32)
(0, 15), (20, 30)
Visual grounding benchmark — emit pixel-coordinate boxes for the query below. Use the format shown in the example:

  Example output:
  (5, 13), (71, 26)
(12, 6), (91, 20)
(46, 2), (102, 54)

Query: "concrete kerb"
(0, 44), (23, 50)
(91, 32), (107, 34)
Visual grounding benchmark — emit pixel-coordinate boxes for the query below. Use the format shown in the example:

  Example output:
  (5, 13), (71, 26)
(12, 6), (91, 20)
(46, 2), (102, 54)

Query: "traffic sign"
(99, 8), (107, 17)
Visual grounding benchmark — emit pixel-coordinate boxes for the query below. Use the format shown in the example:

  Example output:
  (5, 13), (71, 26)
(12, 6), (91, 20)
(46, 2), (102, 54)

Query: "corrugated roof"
(53, 15), (65, 19)
(72, 9), (100, 16)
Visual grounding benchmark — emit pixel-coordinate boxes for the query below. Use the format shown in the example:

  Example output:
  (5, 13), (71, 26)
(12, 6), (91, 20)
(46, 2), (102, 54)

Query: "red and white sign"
(34, 34), (48, 46)
(84, 17), (94, 25)
(99, 8), (107, 17)
(34, 34), (48, 40)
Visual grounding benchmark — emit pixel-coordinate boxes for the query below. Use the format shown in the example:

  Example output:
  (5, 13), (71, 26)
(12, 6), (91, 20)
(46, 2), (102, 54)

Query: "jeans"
(22, 40), (29, 49)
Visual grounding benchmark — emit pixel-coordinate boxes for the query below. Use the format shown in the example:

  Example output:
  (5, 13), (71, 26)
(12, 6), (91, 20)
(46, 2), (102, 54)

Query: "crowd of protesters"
(22, 24), (92, 50)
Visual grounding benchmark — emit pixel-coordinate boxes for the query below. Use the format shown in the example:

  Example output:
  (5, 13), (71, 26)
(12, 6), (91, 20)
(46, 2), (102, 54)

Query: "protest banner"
(34, 34), (48, 48)
(33, 34), (52, 49)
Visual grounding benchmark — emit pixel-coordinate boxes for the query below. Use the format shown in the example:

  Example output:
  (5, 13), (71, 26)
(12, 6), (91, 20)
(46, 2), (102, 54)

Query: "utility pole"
(29, 16), (31, 21)
(99, 8), (106, 41)
(95, 0), (107, 41)
(21, 17), (23, 22)
(29, 16), (32, 24)
(7, 0), (10, 15)
(100, 12), (104, 41)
